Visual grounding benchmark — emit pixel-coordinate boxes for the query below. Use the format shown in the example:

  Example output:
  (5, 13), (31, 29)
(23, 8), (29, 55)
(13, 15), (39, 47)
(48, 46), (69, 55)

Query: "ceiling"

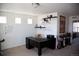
(0, 3), (79, 16)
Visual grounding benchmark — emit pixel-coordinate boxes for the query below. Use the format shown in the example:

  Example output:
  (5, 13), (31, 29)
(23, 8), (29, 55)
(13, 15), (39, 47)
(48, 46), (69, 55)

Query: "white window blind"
(0, 16), (7, 23)
(15, 17), (21, 24)
(27, 18), (32, 24)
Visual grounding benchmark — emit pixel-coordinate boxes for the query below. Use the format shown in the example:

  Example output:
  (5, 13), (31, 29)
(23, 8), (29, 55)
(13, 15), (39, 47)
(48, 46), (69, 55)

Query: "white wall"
(0, 11), (37, 49)
(36, 12), (58, 38)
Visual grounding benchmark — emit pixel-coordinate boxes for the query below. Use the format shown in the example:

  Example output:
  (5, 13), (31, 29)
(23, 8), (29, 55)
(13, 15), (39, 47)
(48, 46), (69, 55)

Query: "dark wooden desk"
(0, 39), (5, 56)
(26, 37), (56, 56)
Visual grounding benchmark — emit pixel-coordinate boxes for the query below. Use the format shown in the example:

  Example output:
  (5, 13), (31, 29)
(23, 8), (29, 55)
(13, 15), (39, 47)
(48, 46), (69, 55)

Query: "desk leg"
(26, 38), (34, 49)
(38, 46), (42, 56)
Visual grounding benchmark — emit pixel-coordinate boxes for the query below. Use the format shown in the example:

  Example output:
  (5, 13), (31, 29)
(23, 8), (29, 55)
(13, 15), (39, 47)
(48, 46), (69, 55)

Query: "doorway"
(72, 20), (79, 38)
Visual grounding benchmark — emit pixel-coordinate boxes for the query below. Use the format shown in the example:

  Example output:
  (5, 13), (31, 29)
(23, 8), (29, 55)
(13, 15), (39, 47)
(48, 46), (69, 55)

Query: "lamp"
(32, 3), (40, 8)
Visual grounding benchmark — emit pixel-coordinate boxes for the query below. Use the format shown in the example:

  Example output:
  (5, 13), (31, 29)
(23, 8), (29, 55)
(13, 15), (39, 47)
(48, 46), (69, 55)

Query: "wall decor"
(42, 15), (58, 23)
(32, 3), (40, 8)
(60, 15), (66, 33)
(35, 24), (46, 29)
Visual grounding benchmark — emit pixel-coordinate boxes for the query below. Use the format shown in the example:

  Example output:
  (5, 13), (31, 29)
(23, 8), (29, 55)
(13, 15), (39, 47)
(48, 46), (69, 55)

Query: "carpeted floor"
(3, 38), (79, 56)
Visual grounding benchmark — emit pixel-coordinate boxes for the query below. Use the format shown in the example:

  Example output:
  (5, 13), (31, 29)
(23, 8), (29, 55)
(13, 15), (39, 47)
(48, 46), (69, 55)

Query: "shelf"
(35, 26), (46, 29)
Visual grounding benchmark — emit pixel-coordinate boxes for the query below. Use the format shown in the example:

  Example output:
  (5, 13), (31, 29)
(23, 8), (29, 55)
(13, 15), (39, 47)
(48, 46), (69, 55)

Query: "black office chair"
(47, 35), (56, 49)
(0, 39), (5, 56)
(65, 33), (71, 46)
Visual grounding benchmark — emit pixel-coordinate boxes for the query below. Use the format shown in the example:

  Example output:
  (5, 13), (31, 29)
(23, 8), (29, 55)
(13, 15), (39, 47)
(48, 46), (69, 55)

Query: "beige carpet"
(3, 38), (79, 56)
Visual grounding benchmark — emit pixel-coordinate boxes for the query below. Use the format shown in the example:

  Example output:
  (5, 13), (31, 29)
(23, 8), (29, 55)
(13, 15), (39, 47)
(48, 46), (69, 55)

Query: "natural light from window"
(73, 22), (79, 32)
(15, 17), (21, 24)
(27, 18), (32, 24)
(0, 16), (7, 23)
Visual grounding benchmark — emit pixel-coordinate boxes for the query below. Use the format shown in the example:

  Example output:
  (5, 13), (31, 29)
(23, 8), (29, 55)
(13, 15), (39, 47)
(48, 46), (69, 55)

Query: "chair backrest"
(66, 33), (71, 37)
(47, 35), (54, 39)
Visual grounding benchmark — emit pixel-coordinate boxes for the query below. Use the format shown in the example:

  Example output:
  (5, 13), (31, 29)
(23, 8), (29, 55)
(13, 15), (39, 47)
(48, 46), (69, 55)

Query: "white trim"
(0, 9), (40, 16)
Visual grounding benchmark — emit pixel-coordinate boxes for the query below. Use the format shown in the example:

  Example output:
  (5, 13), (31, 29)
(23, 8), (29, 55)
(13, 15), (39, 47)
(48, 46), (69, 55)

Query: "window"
(73, 21), (79, 32)
(0, 16), (7, 23)
(15, 17), (21, 24)
(27, 18), (32, 24)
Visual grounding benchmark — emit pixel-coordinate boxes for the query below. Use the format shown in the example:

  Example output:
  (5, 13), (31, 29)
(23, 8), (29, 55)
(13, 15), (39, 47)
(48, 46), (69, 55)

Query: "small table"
(26, 37), (50, 56)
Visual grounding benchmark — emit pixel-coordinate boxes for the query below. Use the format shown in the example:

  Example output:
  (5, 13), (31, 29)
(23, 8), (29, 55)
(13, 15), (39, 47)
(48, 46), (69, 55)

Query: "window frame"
(0, 16), (7, 24)
(15, 17), (21, 24)
(27, 18), (32, 24)
(73, 21), (79, 32)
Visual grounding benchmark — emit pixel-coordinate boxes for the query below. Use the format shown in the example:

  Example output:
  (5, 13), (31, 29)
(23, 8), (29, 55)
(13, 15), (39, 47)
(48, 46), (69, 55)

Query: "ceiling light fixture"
(32, 3), (40, 8)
